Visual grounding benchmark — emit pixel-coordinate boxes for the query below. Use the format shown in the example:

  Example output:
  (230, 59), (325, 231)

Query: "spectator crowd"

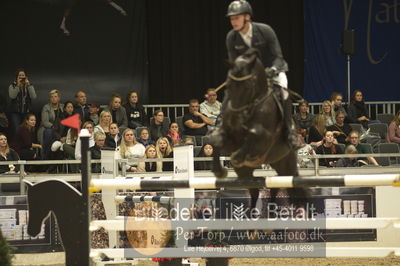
(1, 69), (400, 175)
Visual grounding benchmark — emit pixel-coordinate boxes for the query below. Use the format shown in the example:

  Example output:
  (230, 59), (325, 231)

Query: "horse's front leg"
(231, 124), (270, 168)
(211, 147), (227, 178)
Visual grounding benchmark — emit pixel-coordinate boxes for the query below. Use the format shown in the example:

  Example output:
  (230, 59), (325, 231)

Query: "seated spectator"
(105, 94), (128, 132)
(155, 137), (173, 171)
(50, 102), (78, 159)
(183, 99), (213, 142)
(348, 130), (379, 165)
(137, 128), (154, 147)
(124, 91), (148, 129)
(166, 122), (182, 146)
(315, 131), (343, 167)
(8, 69), (37, 135)
(326, 110), (352, 144)
(54, 126), (79, 161)
(200, 88), (222, 130)
(387, 110), (400, 144)
(336, 145), (368, 167)
(105, 123), (122, 149)
(90, 131), (106, 173)
(308, 114), (327, 146)
(75, 121), (95, 160)
(73, 90), (90, 122)
(60, 101), (75, 137)
(297, 134), (316, 168)
(115, 129), (145, 172)
(293, 100), (315, 138)
(320, 100), (335, 126)
(38, 89), (64, 159)
(330, 92), (348, 120)
(0, 133), (20, 174)
(137, 145), (162, 172)
(11, 114), (42, 160)
(347, 90), (370, 129)
(183, 137), (195, 145)
(88, 102), (100, 125)
(95, 110), (112, 135)
(149, 110), (169, 142)
(195, 143), (214, 170)
(0, 107), (8, 138)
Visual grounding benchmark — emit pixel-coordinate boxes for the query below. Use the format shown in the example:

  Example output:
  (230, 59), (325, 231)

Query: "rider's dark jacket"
(226, 22), (288, 72)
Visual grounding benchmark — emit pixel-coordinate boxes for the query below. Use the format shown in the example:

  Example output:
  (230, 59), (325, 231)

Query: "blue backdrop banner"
(304, 0), (400, 102)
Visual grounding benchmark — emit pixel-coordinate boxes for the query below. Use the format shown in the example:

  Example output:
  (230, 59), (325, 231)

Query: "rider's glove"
(265, 67), (279, 79)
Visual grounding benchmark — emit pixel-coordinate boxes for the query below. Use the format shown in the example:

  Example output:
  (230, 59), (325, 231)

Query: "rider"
(216, 0), (299, 148)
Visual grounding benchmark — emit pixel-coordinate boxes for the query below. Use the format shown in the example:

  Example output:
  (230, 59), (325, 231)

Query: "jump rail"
(114, 195), (173, 204)
(91, 174), (400, 190)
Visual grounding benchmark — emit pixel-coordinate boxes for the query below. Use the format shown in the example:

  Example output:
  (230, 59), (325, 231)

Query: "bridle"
(226, 70), (270, 113)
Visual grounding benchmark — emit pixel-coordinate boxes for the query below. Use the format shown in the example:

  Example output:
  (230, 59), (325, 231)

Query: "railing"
(1, 153), (400, 195)
(142, 101), (400, 122)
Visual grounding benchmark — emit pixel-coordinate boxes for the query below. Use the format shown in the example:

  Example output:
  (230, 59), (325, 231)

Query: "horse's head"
(227, 48), (267, 108)
(24, 181), (52, 237)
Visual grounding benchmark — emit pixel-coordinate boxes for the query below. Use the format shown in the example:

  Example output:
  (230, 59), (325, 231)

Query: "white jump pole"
(90, 174), (400, 190)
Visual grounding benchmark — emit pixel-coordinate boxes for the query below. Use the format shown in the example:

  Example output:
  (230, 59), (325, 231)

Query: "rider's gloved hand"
(265, 67), (279, 79)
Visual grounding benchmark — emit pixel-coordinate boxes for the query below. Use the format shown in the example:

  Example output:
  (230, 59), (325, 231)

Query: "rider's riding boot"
(283, 97), (301, 150)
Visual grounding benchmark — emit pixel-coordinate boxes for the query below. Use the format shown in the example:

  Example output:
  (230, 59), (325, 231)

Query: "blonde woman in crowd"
(94, 110), (112, 135)
(307, 114), (327, 146)
(320, 100), (336, 126)
(155, 137), (173, 171)
(137, 144), (162, 172)
(116, 129), (145, 172)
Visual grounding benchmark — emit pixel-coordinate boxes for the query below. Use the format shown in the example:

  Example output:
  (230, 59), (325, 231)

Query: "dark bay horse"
(210, 48), (307, 213)
(24, 180), (85, 266)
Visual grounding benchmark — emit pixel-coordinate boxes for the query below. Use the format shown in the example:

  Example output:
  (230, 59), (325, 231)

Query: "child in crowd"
(136, 128), (154, 147)
(166, 122), (182, 146)
(336, 145), (368, 167)
(90, 131), (106, 173)
(195, 143), (214, 170)
(137, 144), (162, 172)
(155, 137), (173, 171)
(88, 102), (100, 125)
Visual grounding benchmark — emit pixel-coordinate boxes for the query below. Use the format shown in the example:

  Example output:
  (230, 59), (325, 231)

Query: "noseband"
(228, 72), (254, 82)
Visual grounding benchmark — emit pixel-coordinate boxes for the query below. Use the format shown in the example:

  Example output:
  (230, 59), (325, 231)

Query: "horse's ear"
(23, 180), (34, 190)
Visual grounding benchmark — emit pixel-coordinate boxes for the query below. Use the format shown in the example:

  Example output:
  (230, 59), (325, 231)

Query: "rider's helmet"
(226, 0), (253, 17)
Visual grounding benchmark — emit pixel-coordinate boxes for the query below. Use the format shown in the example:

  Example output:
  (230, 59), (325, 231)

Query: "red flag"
(61, 113), (80, 131)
